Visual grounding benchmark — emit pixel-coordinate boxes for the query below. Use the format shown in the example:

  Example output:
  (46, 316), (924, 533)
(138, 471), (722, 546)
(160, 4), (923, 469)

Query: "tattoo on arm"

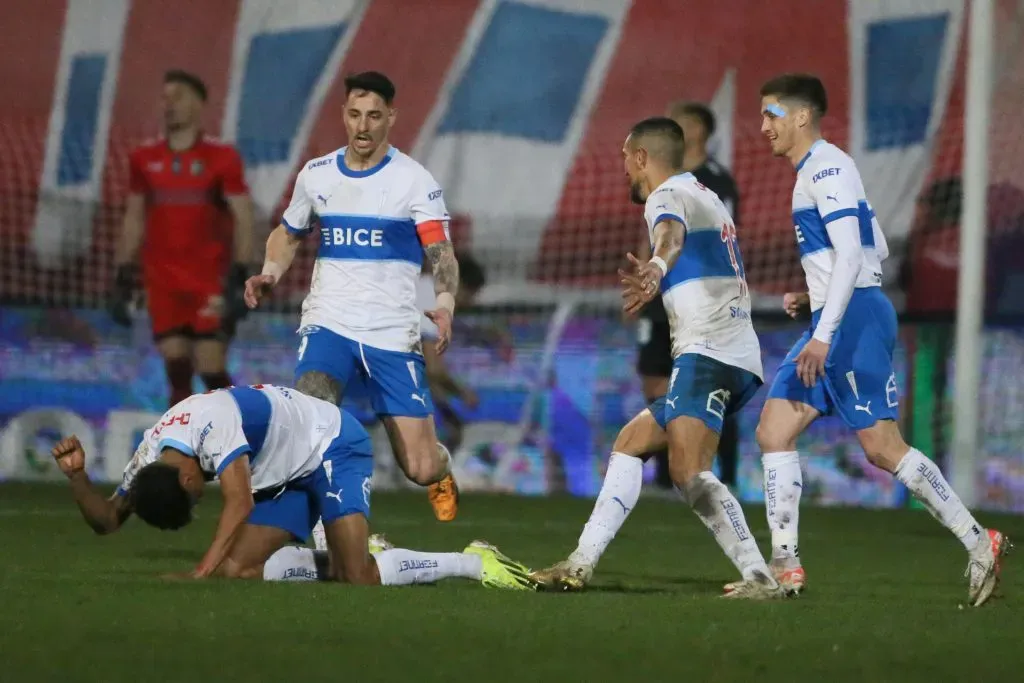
(652, 220), (684, 269)
(425, 241), (459, 297)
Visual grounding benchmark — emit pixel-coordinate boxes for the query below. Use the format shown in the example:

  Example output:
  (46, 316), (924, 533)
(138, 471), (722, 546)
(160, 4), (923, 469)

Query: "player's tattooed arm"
(651, 219), (684, 271)
(425, 241), (460, 302)
(244, 225), (304, 309)
(424, 241), (460, 354)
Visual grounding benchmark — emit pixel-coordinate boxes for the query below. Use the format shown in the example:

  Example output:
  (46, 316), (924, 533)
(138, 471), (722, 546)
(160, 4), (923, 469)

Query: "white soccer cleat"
(772, 564), (806, 596)
(529, 559), (593, 592)
(726, 561), (805, 597)
(966, 529), (1012, 607)
(721, 569), (785, 600)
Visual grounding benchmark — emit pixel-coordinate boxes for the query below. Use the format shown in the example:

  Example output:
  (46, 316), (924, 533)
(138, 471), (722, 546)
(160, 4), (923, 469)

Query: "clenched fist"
(51, 435), (86, 478)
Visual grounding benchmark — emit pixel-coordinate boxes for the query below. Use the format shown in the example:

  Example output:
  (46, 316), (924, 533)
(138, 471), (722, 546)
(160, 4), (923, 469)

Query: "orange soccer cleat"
(428, 472), (460, 522)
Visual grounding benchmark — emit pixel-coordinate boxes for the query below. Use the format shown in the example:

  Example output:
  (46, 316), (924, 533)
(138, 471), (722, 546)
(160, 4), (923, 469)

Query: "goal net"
(1, 0), (1023, 510)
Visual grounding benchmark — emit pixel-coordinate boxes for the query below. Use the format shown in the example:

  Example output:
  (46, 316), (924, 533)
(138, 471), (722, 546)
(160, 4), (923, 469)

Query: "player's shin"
(568, 452), (643, 569)
(682, 472), (771, 581)
(762, 450), (803, 566)
(894, 448), (984, 551)
(372, 548), (481, 586)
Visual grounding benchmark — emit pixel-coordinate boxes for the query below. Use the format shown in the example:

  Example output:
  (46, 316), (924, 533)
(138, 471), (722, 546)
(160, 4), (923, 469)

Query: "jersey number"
(153, 412), (191, 435)
(720, 222), (748, 298)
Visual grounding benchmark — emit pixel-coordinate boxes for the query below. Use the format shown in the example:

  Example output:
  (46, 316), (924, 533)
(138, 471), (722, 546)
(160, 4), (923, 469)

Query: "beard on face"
(629, 180), (645, 205)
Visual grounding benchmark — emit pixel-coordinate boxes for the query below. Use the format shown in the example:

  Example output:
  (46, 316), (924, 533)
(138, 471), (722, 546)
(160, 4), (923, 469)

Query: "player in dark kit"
(636, 101), (741, 490)
(111, 70), (255, 407)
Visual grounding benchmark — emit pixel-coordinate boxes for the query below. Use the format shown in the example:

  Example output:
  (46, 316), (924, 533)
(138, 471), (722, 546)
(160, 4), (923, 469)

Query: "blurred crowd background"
(2, 0), (1024, 511)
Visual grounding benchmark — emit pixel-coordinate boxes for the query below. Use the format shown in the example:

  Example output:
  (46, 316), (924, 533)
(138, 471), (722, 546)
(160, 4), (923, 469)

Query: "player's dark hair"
(164, 69), (208, 102)
(760, 73), (828, 119)
(629, 117), (685, 170)
(344, 71), (396, 105)
(668, 101), (716, 137)
(456, 251), (487, 292)
(130, 462), (193, 531)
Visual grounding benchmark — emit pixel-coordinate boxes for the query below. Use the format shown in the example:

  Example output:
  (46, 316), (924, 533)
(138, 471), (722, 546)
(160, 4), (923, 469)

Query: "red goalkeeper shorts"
(147, 286), (229, 340)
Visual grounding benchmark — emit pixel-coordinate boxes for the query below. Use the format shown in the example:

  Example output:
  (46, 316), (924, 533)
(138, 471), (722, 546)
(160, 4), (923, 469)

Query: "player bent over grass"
(531, 118), (780, 599)
(51, 384), (535, 590)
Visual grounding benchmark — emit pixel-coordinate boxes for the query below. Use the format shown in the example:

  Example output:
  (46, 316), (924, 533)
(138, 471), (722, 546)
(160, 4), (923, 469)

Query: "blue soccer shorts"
(246, 410), (374, 542)
(295, 325), (434, 418)
(648, 353), (762, 433)
(766, 286), (900, 431)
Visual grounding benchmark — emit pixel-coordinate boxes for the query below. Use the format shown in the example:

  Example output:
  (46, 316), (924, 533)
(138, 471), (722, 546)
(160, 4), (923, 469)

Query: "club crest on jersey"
(190, 159), (204, 176)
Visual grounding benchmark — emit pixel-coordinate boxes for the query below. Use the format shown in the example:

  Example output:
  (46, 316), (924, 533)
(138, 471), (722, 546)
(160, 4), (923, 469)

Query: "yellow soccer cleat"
(368, 533), (394, 555)
(464, 540), (538, 591)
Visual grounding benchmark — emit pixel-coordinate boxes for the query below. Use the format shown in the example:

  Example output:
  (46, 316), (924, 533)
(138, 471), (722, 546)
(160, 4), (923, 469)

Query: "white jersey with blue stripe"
(117, 385), (343, 496)
(644, 174), (763, 380)
(282, 146), (450, 353)
(792, 140), (889, 311)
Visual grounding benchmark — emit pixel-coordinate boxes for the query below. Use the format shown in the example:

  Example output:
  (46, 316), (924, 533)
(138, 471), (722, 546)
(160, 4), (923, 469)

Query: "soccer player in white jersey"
(244, 72), (460, 526)
(50, 384), (535, 590)
(531, 118), (781, 599)
(753, 73), (1009, 606)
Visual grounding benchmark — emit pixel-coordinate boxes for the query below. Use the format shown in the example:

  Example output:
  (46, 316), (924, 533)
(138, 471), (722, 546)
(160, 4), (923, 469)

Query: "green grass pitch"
(0, 482), (1021, 682)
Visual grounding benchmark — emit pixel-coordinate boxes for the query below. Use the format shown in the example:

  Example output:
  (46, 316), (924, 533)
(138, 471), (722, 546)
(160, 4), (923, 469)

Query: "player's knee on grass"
(324, 514), (381, 585)
(216, 557), (263, 579)
(755, 399), (816, 453)
(856, 420), (909, 473)
(612, 409), (667, 459)
(296, 370), (342, 404)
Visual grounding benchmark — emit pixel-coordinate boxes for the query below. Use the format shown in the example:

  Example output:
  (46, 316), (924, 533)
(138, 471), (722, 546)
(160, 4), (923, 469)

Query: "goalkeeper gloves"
(226, 262), (251, 323)
(109, 264), (136, 327)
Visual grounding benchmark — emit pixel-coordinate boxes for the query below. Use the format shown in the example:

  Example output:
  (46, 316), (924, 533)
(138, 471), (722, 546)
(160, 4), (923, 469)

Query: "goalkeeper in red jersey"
(111, 70), (255, 407)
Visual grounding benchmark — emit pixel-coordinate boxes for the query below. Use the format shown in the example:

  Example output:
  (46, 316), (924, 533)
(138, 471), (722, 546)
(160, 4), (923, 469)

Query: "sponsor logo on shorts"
(886, 373), (899, 408)
(706, 389), (731, 420)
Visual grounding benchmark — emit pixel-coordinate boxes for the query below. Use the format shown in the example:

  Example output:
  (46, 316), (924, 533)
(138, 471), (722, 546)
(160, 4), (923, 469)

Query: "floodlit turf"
(0, 482), (1021, 683)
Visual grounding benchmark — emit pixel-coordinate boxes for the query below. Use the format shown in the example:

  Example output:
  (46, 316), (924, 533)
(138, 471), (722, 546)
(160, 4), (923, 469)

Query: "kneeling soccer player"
(52, 384), (535, 589)
(531, 118), (780, 599)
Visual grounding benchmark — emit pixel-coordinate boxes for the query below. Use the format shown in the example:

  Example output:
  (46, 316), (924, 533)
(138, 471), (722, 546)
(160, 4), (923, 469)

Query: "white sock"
(263, 546), (324, 582)
(434, 442), (453, 482)
(762, 451), (803, 565)
(373, 548), (482, 586)
(683, 471), (771, 581)
(894, 448), (985, 552)
(568, 453), (643, 568)
(311, 519), (328, 551)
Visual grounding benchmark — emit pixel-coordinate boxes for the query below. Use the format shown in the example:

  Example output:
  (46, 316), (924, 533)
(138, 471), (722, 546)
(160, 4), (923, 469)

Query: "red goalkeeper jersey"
(129, 135), (248, 292)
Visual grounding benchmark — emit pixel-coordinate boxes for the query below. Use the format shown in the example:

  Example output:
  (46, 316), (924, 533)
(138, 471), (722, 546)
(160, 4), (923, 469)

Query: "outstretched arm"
(52, 436), (132, 535)
(193, 457), (254, 578)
